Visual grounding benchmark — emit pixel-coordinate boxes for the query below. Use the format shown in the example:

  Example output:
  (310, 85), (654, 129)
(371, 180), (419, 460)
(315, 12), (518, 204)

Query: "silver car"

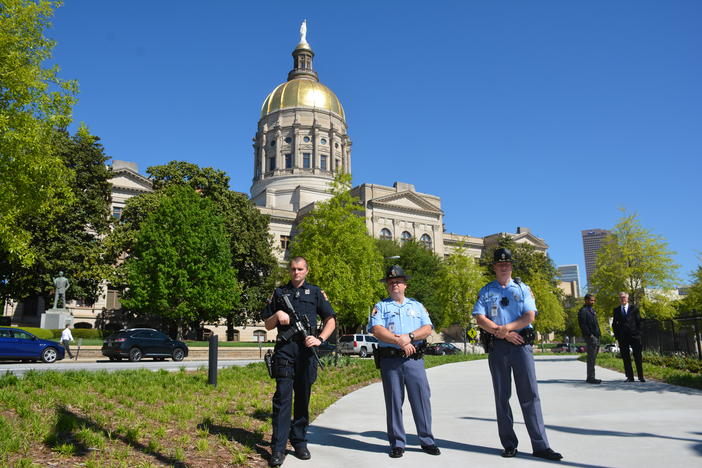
(338, 334), (378, 358)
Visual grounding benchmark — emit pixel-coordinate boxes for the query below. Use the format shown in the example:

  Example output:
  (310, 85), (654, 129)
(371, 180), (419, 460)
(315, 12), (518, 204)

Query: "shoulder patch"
(321, 290), (329, 301)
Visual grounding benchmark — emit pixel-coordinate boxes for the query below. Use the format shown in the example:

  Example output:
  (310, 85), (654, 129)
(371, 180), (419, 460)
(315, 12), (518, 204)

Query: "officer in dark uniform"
(370, 265), (440, 458)
(473, 248), (562, 461)
(261, 256), (336, 467)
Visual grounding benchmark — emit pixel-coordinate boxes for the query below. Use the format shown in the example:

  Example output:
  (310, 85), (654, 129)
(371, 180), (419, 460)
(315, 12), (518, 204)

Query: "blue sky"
(48, 1), (701, 285)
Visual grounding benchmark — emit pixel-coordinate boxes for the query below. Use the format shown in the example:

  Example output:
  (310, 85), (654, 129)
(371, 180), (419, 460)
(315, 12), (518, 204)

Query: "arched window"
(420, 234), (432, 249)
(401, 231), (412, 244)
(380, 228), (392, 240)
(253, 330), (267, 342)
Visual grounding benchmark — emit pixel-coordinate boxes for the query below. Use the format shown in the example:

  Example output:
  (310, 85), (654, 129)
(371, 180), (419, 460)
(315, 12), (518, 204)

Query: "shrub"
(16, 327), (53, 339)
(49, 329), (104, 339)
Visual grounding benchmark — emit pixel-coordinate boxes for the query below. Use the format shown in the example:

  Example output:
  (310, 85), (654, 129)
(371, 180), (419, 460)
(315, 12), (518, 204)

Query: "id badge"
(490, 303), (498, 319)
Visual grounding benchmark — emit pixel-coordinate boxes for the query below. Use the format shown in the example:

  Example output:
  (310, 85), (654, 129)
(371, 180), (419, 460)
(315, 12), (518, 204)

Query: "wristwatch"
(408, 332), (415, 341)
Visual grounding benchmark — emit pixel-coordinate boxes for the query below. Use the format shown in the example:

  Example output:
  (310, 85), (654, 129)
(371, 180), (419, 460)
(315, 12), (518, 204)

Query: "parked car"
(101, 328), (189, 362)
(317, 341), (337, 358)
(425, 342), (462, 356)
(551, 342), (586, 353)
(604, 343), (620, 353)
(337, 334), (378, 358)
(0, 327), (65, 363)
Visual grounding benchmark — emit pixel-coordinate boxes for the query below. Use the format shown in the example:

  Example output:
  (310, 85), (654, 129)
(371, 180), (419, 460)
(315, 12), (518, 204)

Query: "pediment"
(109, 169), (153, 193)
(368, 191), (443, 215)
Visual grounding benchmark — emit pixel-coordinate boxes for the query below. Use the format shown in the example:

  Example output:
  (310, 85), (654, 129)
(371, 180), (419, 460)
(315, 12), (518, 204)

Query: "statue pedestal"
(40, 309), (73, 329)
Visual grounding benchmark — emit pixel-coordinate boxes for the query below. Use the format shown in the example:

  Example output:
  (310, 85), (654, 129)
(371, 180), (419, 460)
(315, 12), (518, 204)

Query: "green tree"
(590, 212), (679, 320)
(121, 186), (240, 338)
(0, 126), (111, 310)
(0, 0), (77, 263)
(435, 247), (486, 331)
(376, 238), (443, 325)
(681, 260), (702, 315)
(481, 236), (565, 336)
(106, 161), (277, 338)
(289, 173), (385, 332)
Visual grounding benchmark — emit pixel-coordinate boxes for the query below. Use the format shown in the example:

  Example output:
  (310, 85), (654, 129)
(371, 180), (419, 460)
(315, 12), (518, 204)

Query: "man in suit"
(612, 292), (645, 382)
(578, 294), (601, 384)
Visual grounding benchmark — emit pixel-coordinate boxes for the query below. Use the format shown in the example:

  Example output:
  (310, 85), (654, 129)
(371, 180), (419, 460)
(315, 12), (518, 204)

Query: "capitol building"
(250, 24), (547, 263)
(4, 25), (548, 340)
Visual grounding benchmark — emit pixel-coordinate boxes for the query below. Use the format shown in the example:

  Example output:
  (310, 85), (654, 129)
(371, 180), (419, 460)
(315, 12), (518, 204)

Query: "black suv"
(101, 328), (189, 362)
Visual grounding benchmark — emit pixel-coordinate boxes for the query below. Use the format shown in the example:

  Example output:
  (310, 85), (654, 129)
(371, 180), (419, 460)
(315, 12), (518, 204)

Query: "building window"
(285, 154), (292, 169)
(280, 235), (291, 250)
(270, 140), (276, 146)
(320, 155), (328, 171)
(335, 158), (341, 170)
(303, 153), (311, 168)
(106, 288), (122, 310)
(112, 206), (123, 220)
(268, 156), (276, 171)
(401, 231), (412, 244)
(254, 330), (267, 342)
(320, 138), (327, 145)
(285, 137), (292, 143)
(420, 234), (432, 248)
(380, 228), (393, 240)
(303, 136), (311, 143)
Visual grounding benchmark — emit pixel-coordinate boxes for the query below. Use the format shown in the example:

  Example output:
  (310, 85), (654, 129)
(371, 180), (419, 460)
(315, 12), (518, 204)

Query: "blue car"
(0, 327), (66, 363)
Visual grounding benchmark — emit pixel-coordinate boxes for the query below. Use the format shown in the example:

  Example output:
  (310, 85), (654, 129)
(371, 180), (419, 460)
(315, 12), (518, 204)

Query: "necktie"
(622, 305), (626, 316)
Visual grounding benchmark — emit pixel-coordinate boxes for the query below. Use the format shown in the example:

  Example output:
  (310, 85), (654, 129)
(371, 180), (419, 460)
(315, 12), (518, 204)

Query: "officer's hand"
(402, 343), (416, 356)
(494, 325), (509, 339)
(275, 310), (290, 326)
(505, 331), (524, 345)
(304, 335), (321, 348)
(395, 334), (411, 347)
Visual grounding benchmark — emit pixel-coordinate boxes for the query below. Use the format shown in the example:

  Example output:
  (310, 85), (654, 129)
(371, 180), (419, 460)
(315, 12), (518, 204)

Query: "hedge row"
(48, 329), (105, 339)
(643, 352), (702, 374)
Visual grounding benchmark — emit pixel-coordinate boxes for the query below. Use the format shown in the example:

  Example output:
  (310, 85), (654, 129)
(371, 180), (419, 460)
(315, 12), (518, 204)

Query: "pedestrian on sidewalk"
(578, 294), (602, 384)
(369, 265), (441, 459)
(612, 292), (645, 382)
(473, 248), (563, 461)
(61, 324), (75, 359)
(261, 256), (336, 467)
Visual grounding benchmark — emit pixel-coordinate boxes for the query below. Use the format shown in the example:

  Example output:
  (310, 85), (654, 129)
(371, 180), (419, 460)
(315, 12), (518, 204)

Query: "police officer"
(473, 248), (562, 461)
(261, 256), (336, 467)
(370, 265), (441, 458)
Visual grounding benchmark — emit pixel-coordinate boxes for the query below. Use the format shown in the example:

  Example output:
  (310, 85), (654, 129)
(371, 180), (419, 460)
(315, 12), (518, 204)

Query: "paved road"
(0, 359), (260, 377)
(282, 355), (702, 468)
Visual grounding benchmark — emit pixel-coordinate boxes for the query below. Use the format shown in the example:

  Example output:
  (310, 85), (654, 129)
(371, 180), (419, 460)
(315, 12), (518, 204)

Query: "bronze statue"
(53, 271), (70, 309)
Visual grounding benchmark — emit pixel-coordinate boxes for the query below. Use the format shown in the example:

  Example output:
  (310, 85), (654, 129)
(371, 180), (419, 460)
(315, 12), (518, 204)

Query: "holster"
(373, 348), (381, 369)
(479, 330), (494, 353)
(264, 349), (274, 378)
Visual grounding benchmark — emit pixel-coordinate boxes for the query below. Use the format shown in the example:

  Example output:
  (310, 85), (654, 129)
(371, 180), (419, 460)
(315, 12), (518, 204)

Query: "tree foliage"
(0, 126), (111, 307)
(435, 247), (486, 330)
(121, 186), (240, 337)
(289, 172), (385, 332)
(376, 238), (443, 325)
(107, 161), (277, 334)
(0, 0), (78, 263)
(590, 212), (679, 320)
(481, 236), (565, 334)
(680, 260), (702, 315)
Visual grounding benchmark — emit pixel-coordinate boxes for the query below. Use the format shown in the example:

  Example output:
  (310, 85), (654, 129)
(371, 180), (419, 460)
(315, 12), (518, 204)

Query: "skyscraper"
(557, 264), (581, 297)
(581, 229), (610, 285)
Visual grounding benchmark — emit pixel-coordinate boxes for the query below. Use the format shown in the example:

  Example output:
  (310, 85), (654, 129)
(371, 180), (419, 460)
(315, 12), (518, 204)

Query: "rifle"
(280, 294), (324, 369)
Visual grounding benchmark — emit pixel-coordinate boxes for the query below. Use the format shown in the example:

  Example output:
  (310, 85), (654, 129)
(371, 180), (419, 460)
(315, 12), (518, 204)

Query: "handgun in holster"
(264, 349), (274, 378)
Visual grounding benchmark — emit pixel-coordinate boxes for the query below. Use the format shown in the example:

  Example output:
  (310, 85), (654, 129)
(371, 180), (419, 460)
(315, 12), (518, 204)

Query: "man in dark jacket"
(578, 294), (601, 384)
(612, 292), (645, 382)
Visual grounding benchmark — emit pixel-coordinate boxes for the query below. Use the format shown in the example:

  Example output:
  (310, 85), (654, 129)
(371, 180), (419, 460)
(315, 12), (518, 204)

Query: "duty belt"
(376, 346), (425, 360)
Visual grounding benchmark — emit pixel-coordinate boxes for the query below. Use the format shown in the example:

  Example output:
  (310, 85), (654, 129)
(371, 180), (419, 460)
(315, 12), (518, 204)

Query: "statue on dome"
(299, 19), (308, 44)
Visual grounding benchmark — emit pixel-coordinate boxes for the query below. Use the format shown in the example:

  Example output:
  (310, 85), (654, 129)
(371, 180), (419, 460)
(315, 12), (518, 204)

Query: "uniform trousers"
(271, 341), (317, 452)
(618, 336), (644, 380)
(380, 356), (435, 449)
(488, 340), (549, 452)
(585, 336), (600, 380)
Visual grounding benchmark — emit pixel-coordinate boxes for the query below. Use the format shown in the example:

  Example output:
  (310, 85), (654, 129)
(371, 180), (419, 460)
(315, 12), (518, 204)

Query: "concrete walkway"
(283, 355), (702, 468)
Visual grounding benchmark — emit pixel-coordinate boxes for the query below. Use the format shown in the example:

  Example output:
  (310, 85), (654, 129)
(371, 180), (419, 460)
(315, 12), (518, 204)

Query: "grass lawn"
(0, 353), (483, 467)
(583, 353), (702, 390)
(50, 339), (276, 348)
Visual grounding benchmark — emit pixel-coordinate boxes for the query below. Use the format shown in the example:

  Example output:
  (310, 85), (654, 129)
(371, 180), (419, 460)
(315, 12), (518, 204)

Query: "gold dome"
(260, 79), (345, 120)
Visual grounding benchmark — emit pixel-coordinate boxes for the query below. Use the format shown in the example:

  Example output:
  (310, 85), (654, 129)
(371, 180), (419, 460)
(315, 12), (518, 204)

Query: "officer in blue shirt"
(369, 265), (441, 459)
(261, 256), (336, 467)
(473, 248), (563, 461)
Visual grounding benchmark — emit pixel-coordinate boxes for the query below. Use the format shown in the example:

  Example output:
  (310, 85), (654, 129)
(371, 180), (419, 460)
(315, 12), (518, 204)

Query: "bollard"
(208, 334), (218, 386)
